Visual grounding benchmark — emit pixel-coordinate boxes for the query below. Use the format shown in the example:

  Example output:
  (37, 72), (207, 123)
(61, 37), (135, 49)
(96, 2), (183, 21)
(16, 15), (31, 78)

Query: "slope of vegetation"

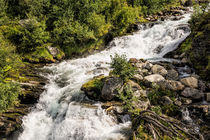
(179, 4), (210, 81)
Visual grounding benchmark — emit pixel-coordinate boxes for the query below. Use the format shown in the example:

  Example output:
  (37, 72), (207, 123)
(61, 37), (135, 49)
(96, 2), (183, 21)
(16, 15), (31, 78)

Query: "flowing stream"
(18, 13), (191, 140)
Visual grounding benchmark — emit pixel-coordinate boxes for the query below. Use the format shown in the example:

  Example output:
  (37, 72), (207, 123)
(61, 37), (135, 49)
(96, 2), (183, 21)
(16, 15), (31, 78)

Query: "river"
(18, 13), (191, 140)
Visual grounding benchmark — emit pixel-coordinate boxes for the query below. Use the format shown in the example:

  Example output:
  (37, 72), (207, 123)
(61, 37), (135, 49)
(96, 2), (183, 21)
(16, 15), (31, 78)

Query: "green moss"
(179, 37), (192, 53)
(24, 44), (55, 63)
(81, 76), (105, 98)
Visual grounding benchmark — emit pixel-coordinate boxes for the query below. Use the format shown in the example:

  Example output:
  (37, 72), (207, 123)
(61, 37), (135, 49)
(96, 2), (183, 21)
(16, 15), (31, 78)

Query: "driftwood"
(132, 110), (202, 140)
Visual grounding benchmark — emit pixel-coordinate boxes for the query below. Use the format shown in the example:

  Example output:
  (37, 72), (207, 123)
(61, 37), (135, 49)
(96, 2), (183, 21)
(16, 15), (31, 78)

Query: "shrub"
(0, 82), (20, 112)
(111, 54), (136, 81)
(4, 19), (50, 53)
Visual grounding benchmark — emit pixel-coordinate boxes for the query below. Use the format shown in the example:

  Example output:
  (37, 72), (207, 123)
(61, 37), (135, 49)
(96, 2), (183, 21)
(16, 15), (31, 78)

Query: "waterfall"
(18, 13), (191, 140)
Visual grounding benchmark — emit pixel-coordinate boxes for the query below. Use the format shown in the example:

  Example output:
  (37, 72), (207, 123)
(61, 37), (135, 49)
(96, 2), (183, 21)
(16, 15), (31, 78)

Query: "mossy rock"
(23, 44), (56, 63)
(81, 75), (105, 100)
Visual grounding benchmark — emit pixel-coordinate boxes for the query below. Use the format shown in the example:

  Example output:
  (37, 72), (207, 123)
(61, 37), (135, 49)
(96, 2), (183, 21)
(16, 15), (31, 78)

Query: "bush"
(0, 82), (20, 112)
(111, 54), (136, 81)
(4, 19), (49, 53)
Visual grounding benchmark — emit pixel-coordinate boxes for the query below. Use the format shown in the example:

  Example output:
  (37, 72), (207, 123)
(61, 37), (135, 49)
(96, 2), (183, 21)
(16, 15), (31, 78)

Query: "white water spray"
(18, 14), (191, 140)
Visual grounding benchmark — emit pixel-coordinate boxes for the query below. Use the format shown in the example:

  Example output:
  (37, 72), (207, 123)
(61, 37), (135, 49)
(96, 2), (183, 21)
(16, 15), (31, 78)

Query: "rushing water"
(18, 13), (191, 140)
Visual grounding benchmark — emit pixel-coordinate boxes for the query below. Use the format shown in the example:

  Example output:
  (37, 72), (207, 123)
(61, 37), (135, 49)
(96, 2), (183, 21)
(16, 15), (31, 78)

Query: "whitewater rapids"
(18, 13), (191, 140)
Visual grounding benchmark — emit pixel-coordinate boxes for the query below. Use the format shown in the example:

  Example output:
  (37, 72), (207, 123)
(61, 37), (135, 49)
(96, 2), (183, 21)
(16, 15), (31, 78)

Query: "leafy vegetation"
(111, 54), (136, 81)
(0, 0), (179, 57)
(179, 3), (210, 81)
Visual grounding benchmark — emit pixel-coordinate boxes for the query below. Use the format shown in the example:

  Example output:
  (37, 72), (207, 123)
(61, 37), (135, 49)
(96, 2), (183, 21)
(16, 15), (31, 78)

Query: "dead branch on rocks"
(132, 110), (202, 140)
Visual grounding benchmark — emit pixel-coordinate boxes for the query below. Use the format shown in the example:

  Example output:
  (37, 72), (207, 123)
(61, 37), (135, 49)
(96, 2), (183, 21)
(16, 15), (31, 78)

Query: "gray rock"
(151, 64), (168, 76)
(161, 96), (173, 105)
(127, 80), (142, 91)
(101, 77), (123, 100)
(181, 97), (192, 105)
(47, 46), (59, 57)
(166, 69), (179, 80)
(158, 80), (185, 91)
(144, 62), (153, 70)
(180, 77), (198, 88)
(144, 74), (165, 83)
(132, 74), (143, 82)
(181, 88), (204, 100)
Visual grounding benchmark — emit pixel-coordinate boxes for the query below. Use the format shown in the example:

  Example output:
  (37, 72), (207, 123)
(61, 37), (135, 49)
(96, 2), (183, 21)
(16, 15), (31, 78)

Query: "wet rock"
(180, 77), (198, 88)
(158, 80), (185, 91)
(151, 64), (168, 76)
(184, 0), (193, 6)
(166, 69), (179, 80)
(144, 74), (165, 83)
(181, 88), (204, 100)
(101, 77), (123, 101)
(143, 62), (153, 70)
(153, 45), (164, 54)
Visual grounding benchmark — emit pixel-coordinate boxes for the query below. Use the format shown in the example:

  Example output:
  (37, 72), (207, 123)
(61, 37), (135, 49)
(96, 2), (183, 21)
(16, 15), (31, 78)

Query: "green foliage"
(117, 84), (140, 115)
(0, 31), (22, 112)
(0, 82), (20, 112)
(4, 19), (50, 53)
(148, 84), (179, 116)
(111, 54), (136, 81)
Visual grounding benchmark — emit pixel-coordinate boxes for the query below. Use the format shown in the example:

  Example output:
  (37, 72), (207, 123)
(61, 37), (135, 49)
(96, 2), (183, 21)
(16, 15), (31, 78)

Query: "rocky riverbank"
(0, 64), (48, 139)
(81, 57), (210, 139)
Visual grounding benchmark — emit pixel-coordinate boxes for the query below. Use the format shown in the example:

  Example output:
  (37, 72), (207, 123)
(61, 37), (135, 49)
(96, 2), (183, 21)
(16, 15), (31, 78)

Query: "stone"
(161, 96), (173, 105)
(206, 93), (210, 102)
(47, 46), (59, 57)
(142, 69), (149, 75)
(158, 80), (185, 91)
(181, 88), (204, 100)
(132, 74), (143, 82)
(101, 77), (123, 101)
(184, 0), (193, 6)
(144, 62), (153, 70)
(166, 69), (179, 80)
(144, 74), (165, 83)
(127, 80), (142, 91)
(129, 58), (138, 63)
(180, 77), (198, 88)
(151, 64), (168, 76)
(181, 97), (192, 105)
(174, 100), (182, 106)
(181, 58), (188, 64)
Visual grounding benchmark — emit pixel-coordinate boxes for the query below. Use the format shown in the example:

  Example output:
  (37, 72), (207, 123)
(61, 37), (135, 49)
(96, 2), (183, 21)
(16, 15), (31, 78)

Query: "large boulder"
(101, 77), (123, 101)
(151, 64), (168, 76)
(180, 77), (198, 88)
(158, 80), (185, 91)
(144, 74), (165, 83)
(181, 88), (204, 100)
